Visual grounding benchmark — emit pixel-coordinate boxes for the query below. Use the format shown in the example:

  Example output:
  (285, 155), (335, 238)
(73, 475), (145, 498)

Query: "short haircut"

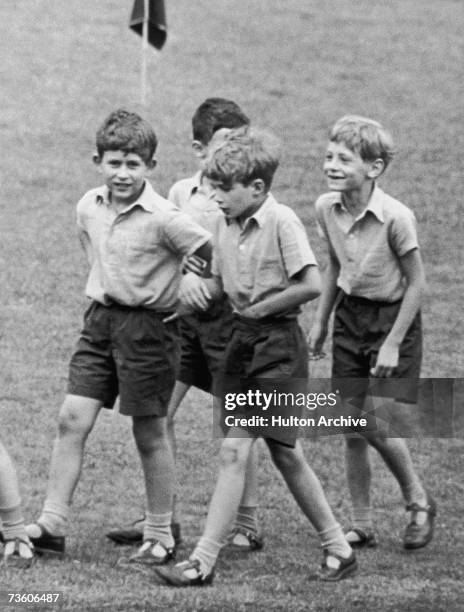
(96, 109), (157, 163)
(330, 115), (395, 168)
(203, 127), (280, 191)
(192, 98), (250, 145)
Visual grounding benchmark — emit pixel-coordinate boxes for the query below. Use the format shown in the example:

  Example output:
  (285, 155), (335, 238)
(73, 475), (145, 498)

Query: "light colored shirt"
(76, 180), (211, 310)
(168, 172), (222, 234)
(211, 193), (317, 315)
(315, 185), (419, 302)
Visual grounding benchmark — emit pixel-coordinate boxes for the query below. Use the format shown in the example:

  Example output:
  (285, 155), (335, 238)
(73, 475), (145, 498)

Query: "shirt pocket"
(255, 257), (285, 288)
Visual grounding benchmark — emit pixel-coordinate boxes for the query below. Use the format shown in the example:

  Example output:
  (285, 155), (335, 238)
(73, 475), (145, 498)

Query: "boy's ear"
(368, 158), (385, 179)
(147, 157), (157, 170)
(251, 178), (266, 196)
(92, 152), (101, 166)
(192, 140), (207, 159)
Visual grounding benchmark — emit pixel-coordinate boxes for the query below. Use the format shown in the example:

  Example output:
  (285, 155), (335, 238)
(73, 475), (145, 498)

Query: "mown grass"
(1, 1), (463, 610)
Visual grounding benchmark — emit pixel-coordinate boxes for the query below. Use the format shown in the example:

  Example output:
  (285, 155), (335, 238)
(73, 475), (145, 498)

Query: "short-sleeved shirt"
(315, 185), (419, 302)
(168, 172), (222, 234)
(76, 180), (211, 311)
(211, 193), (317, 316)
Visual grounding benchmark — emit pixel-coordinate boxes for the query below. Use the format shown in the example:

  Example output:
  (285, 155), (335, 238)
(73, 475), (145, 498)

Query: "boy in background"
(25, 109), (211, 566)
(309, 115), (435, 550)
(156, 129), (356, 586)
(107, 98), (263, 551)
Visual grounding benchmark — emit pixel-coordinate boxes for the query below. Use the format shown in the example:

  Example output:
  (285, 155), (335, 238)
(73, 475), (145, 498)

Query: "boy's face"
(208, 179), (265, 221)
(94, 150), (155, 206)
(323, 141), (376, 193)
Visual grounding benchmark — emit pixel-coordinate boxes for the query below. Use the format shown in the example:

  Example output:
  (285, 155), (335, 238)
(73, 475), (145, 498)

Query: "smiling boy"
(26, 109), (211, 564)
(309, 115), (436, 550)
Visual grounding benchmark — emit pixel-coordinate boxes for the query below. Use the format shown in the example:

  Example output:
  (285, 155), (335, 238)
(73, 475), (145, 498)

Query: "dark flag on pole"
(129, 0), (167, 50)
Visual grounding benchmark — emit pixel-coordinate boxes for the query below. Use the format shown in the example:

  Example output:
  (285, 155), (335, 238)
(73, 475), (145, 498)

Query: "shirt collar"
(241, 192), (276, 229)
(332, 184), (385, 224)
(95, 180), (157, 213)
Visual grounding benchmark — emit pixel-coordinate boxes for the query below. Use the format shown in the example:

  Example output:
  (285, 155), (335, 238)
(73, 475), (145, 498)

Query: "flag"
(129, 0), (167, 50)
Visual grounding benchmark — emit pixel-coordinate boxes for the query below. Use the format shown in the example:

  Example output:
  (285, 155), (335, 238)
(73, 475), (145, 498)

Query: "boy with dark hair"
(155, 128), (356, 586)
(25, 109), (211, 566)
(107, 98), (263, 551)
(309, 115), (435, 550)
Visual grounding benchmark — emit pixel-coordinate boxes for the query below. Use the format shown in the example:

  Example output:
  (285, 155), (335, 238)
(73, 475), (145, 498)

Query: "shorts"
(68, 301), (179, 417)
(215, 315), (308, 447)
(332, 293), (422, 407)
(177, 297), (233, 393)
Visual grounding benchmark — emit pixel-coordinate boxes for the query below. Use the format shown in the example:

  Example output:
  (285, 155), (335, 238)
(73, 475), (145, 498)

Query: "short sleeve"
(388, 210), (419, 257)
(278, 209), (318, 278)
(162, 211), (211, 256)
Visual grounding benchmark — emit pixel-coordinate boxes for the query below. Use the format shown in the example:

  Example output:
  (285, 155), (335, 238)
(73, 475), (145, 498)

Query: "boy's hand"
(182, 255), (208, 276)
(240, 304), (263, 319)
(370, 341), (400, 377)
(308, 321), (328, 359)
(178, 272), (211, 311)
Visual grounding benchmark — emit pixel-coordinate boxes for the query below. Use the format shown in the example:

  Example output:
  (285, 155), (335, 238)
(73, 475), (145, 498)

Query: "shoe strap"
(405, 501), (435, 515)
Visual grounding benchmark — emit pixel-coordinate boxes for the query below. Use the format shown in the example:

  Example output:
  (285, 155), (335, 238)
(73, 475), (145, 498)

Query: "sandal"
(345, 527), (378, 549)
(403, 494), (437, 550)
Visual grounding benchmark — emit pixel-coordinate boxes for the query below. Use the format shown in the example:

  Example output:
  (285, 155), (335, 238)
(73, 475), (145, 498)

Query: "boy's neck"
(110, 181), (146, 211)
(237, 194), (268, 225)
(341, 181), (375, 216)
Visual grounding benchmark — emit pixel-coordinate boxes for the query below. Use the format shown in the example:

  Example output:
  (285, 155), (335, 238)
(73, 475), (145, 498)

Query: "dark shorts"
(68, 301), (179, 417)
(177, 297), (233, 393)
(215, 315), (308, 447)
(332, 293), (422, 407)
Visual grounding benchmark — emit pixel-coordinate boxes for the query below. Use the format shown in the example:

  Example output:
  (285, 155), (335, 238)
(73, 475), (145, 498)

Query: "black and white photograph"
(1, 1), (462, 610)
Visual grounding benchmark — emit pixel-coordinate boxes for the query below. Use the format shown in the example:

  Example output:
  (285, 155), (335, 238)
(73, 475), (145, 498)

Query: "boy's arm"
(177, 240), (213, 310)
(370, 248), (425, 377)
(240, 264), (321, 319)
(308, 249), (340, 354)
(77, 227), (93, 267)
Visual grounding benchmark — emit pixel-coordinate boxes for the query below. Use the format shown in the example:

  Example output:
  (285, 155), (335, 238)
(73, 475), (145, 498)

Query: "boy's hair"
(330, 115), (395, 168)
(203, 127), (280, 191)
(96, 109), (158, 163)
(192, 98), (250, 145)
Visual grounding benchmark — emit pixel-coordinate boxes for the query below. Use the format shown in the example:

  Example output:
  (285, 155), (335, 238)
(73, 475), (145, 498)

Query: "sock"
(190, 536), (222, 577)
(233, 505), (258, 534)
(28, 499), (69, 537)
(0, 505), (29, 542)
(318, 523), (352, 567)
(144, 511), (174, 549)
(351, 506), (374, 532)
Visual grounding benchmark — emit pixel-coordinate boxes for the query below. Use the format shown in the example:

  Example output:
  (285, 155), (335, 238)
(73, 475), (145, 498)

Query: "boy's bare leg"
(27, 395), (102, 537)
(344, 434), (374, 540)
(191, 431), (255, 575)
(132, 415), (175, 550)
(364, 430), (428, 524)
(231, 441), (260, 546)
(166, 381), (191, 459)
(266, 439), (351, 560)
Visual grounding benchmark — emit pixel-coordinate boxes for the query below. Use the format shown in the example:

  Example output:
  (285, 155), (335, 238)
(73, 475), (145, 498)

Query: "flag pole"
(141, 0), (149, 106)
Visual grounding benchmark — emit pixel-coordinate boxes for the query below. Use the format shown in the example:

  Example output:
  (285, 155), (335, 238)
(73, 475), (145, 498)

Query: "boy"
(25, 109), (211, 566)
(309, 115), (436, 549)
(107, 98), (263, 552)
(155, 129), (356, 586)
(0, 441), (35, 567)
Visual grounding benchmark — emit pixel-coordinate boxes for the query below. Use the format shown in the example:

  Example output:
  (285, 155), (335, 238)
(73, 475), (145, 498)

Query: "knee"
(218, 440), (249, 472)
(133, 417), (167, 455)
(57, 401), (94, 439)
(267, 441), (299, 471)
(345, 434), (369, 450)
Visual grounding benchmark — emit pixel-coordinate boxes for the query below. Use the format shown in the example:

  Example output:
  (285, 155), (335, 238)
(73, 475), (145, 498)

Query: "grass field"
(1, 1), (463, 610)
